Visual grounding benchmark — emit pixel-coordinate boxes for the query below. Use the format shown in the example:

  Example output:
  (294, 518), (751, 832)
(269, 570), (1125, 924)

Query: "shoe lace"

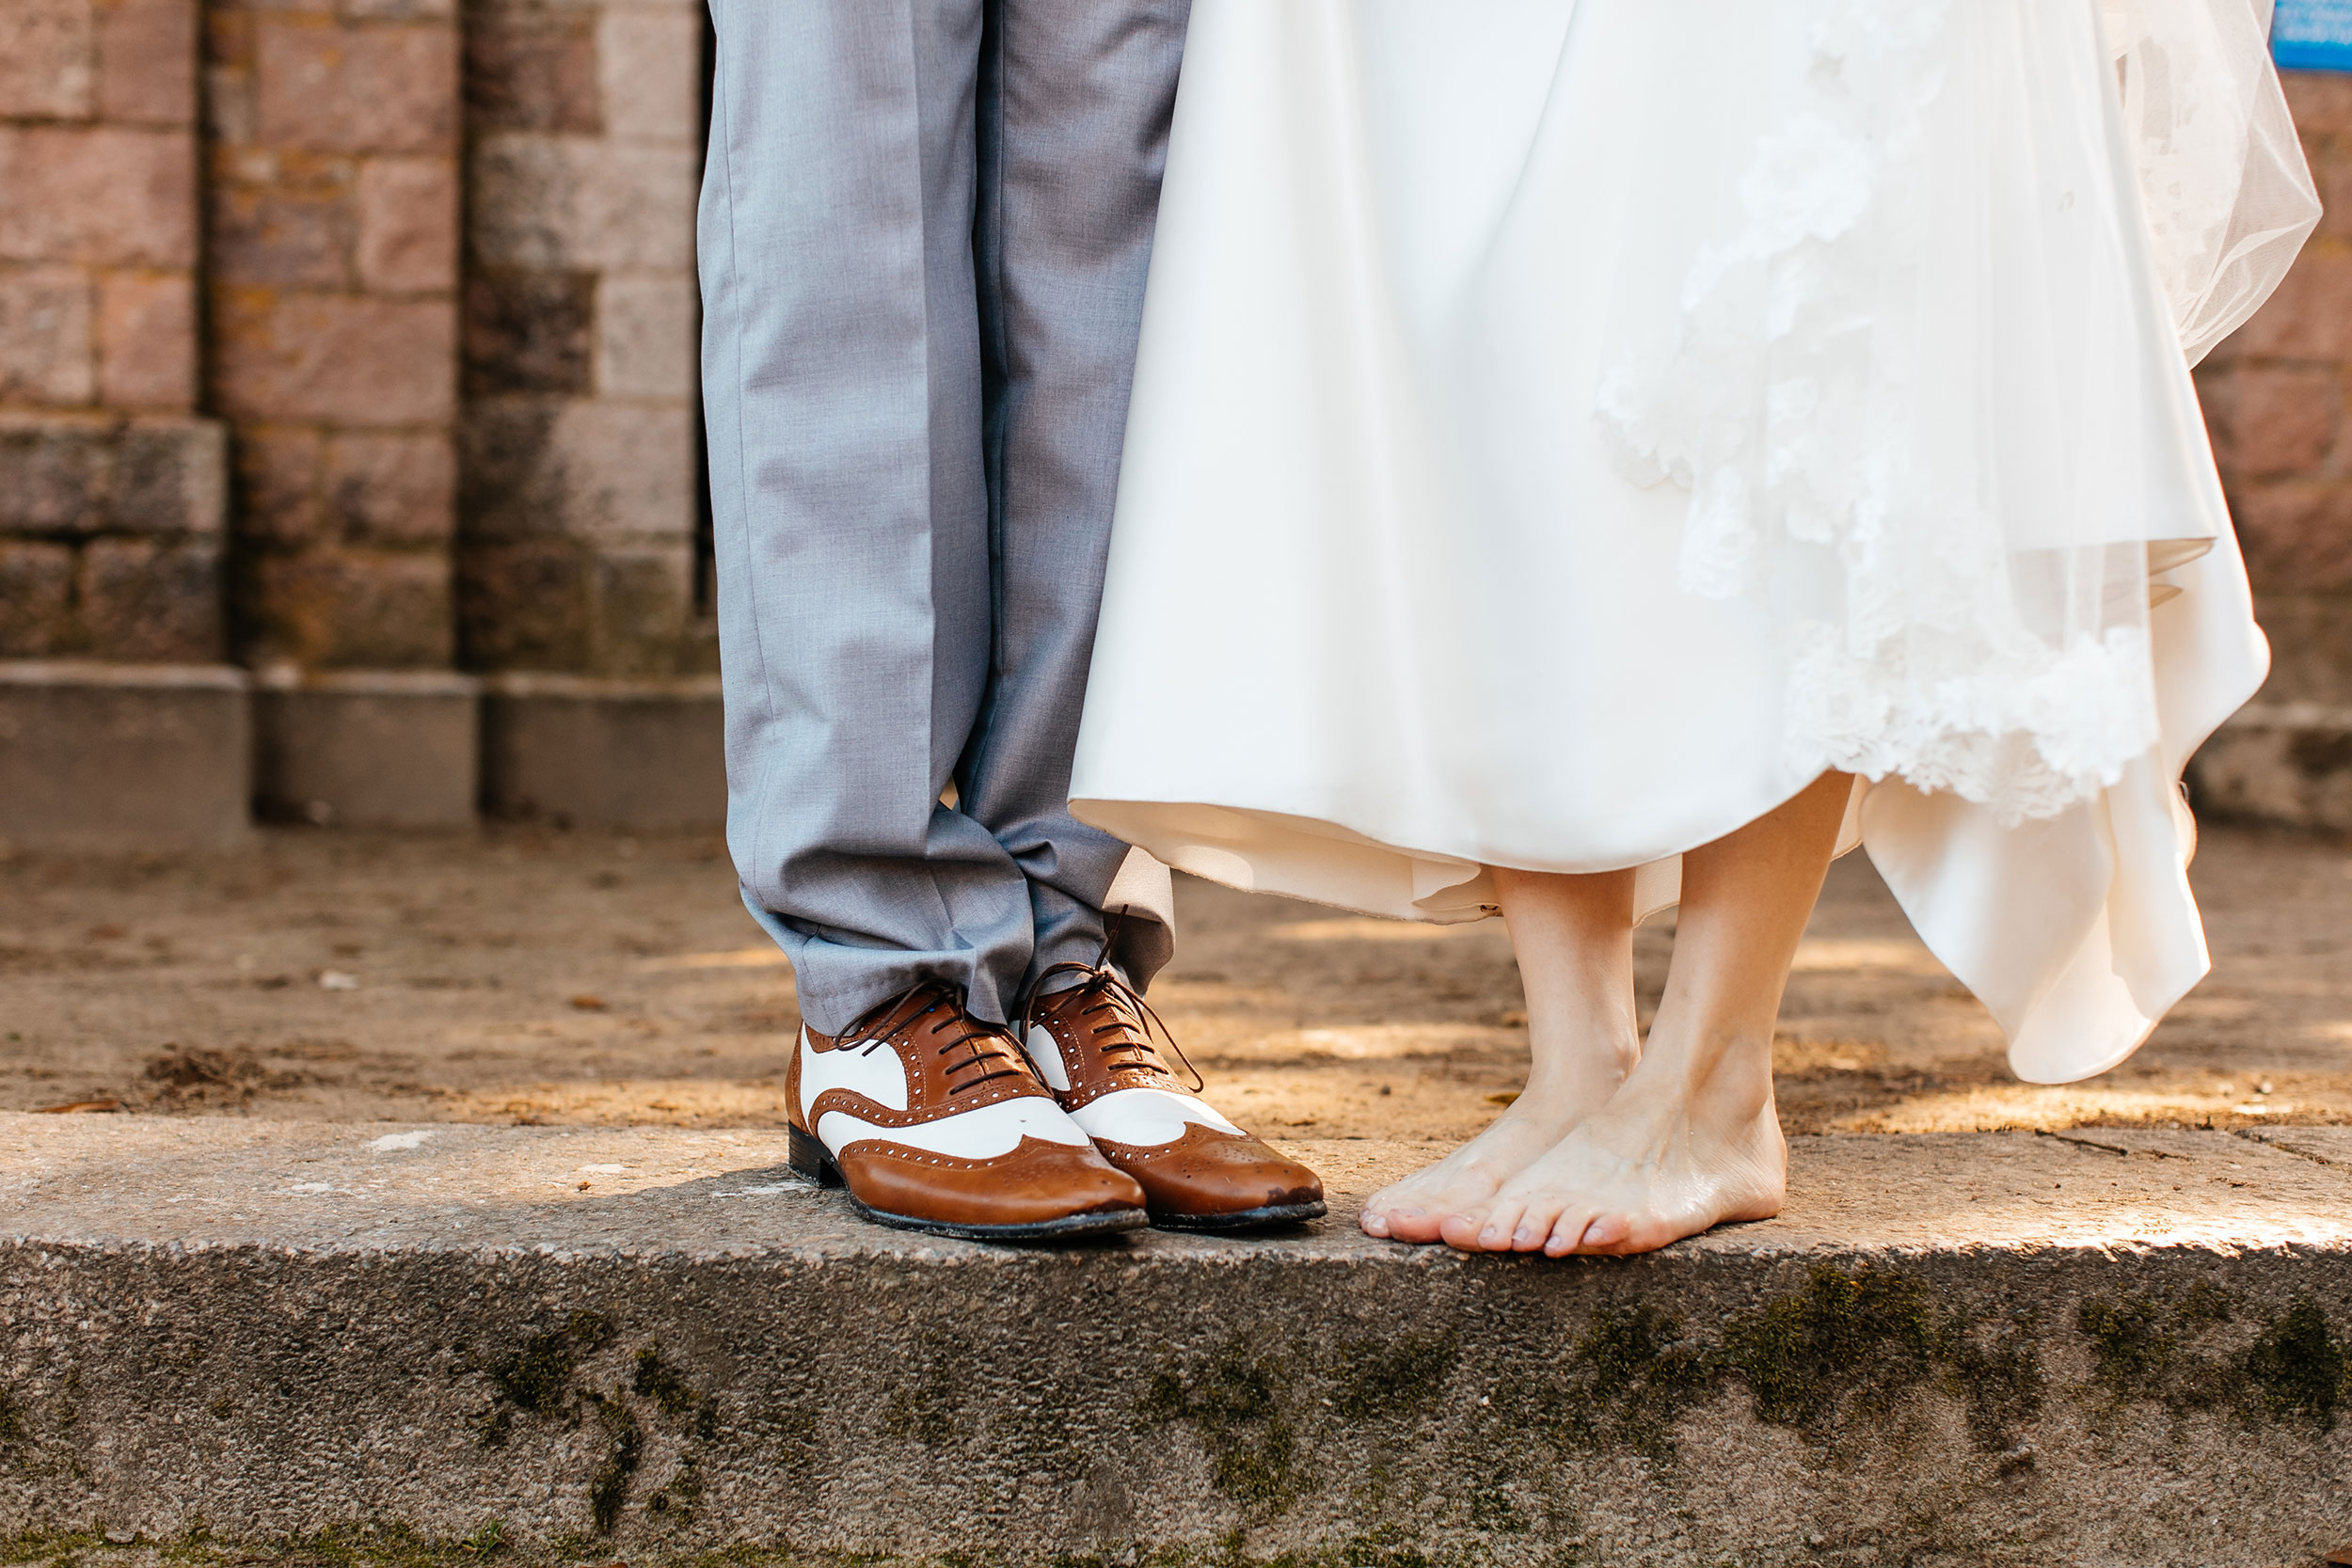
(1021, 916), (1204, 1094)
(835, 983), (1033, 1095)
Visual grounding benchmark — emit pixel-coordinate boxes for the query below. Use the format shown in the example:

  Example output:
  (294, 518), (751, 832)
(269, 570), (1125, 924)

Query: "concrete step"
(2, 1114), (2348, 1568)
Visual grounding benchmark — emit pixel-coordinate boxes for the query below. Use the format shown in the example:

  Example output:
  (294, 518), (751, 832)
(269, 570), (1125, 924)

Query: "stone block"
(77, 533), (221, 659)
(460, 397), (692, 541)
(241, 546), (453, 670)
(0, 265), (93, 405)
(2189, 703), (2352, 831)
(481, 672), (721, 828)
(593, 540), (692, 674)
(230, 420), (319, 547)
(455, 536), (588, 669)
(597, 5), (701, 148)
(253, 16), (455, 155)
(463, 8), (597, 135)
(95, 268), (195, 409)
(0, 540), (73, 657)
(206, 172), (353, 288)
(0, 0), (93, 119)
(596, 272), (694, 400)
(111, 412), (224, 531)
(340, 0), (456, 20)
(2249, 590), (2352, 707)
(2, 1118), (2350, 1565)
(0, 126), (196, 267)
(252, 667), (478, 827)
(2230, 480), (2352, 593)
(202, 57), (254, 148)
(0, 412), (225, 536)
(2283, 68), (2352, 136)
(462, 267), (593, 396)
(211, 289), (454, 425)
(95, 0), (195, 126)
(322, 430), (453, 546)
(0, 661), (249, 850)
(2229, 245), (2352, 362)
(2307, 140), (2352, 246)
(355, 153), (456, 293)
(2201, 363), (2340, 478)
(469, 135), (696, 273)
(0, 414), (108, 532)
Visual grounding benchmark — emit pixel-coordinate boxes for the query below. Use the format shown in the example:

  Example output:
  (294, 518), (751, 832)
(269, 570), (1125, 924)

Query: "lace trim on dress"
(1595, 0), (2309, 825)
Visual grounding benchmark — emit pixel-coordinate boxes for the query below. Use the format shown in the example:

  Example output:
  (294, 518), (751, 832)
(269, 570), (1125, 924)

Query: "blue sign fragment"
(2276, 0), (2352, 71)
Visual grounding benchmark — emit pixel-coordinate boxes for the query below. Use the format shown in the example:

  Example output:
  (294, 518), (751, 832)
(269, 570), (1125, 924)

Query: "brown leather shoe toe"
(1022, 964), (1326, 1232)
(1089, 1120), (1327, 1231)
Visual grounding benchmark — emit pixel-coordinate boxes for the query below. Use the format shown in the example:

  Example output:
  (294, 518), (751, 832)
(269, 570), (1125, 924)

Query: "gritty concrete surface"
(0, 824), (2348, 1142)
(2, 826), (2350, 1565)
(1, 1114), (2349, 1566)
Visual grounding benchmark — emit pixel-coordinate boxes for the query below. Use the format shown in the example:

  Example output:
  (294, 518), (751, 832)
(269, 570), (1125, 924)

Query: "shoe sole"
(787, 1123), (1150, 1243)
(1151, 1199), (1328, 1233)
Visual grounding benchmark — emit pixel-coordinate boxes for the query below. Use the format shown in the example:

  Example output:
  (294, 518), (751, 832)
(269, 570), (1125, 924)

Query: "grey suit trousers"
(700, 0), (1186, 1034)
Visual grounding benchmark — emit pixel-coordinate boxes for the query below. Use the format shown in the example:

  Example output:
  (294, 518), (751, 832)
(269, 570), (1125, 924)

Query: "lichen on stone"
(1721, 1263), (1939, 1439)
(1327, 1332), (1456, 1424)
(1137, 1338), (1299, 1511)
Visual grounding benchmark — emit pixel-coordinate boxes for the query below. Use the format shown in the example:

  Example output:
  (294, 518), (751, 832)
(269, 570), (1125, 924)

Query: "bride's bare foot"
(1427, 771), (1850, 1257)
(1438, 1035), (1783, 1255)
(1359, 865), (1641, 1245)
(1359, 1079), (1615, 1243)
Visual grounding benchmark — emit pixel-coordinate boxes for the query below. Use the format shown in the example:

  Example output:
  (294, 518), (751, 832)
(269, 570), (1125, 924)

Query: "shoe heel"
(787, 1123), (844, 1188)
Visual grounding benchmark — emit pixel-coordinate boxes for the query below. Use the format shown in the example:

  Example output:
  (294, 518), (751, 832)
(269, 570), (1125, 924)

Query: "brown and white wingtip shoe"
(785, 982), (1149, 1242)
(1022, 965), (1326, 1232)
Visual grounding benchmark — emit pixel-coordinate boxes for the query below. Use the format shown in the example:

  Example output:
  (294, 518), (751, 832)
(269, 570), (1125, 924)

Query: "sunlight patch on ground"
(1268, 917), (1499, 943)
(636, 946), (791, 972)
(1788, 937), (1947, 974)
(433, 1079), (794, 1126)
(1273, 1024), (1520, 1060)
(1829, 1085), (2316, 1133)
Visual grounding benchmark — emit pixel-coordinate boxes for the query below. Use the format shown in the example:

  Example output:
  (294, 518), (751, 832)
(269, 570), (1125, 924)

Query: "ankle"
(1634, 1027), (1773, 1117)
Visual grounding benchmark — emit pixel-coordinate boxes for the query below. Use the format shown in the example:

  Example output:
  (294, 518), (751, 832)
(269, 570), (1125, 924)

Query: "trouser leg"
(702, 0), (1035, 1033)
(963, 0), (1191, 995)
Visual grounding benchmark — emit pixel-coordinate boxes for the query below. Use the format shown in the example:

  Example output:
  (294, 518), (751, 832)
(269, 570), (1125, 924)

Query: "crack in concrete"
(2233, 1127), (2343, 1167)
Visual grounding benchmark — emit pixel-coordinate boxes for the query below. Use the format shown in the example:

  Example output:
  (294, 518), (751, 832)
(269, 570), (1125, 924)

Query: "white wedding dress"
(1070, 0), (2318, 1084)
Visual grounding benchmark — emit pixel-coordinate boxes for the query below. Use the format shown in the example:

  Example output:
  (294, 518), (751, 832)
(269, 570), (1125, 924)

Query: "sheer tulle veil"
(1595, 0), (2318, 825)
(2110, 0), (2320, 362)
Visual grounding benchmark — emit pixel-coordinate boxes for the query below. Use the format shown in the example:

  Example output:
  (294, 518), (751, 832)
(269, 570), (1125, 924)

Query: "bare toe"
(1472, 1198), (1529, 1253)
(1543, 1205), (1598, 1257)
(1576, 1212), (1630, 1253)
(1438, 1204), (1496, 1252)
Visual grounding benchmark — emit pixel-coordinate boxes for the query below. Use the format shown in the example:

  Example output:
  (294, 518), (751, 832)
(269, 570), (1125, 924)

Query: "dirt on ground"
(0, 823), (2345, 1144)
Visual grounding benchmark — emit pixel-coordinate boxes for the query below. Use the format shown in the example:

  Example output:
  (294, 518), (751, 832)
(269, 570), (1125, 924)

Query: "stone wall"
(0, 0), (714, 847)
(3, 28), (2350, 845)
(0, 0), (223, 665)
(205, 0), (462, 674)
(460, 0), (707, 679)
(2189, 72), (2352, 829)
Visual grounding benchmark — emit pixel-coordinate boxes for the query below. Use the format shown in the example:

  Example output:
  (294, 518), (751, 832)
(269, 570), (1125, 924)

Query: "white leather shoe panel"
(818, 1096), (1092, 1161)
(798, 1027), (912, 1121)
(1069, 1086), (1244, 1148)
(1022, 1024), (1074, 1091)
